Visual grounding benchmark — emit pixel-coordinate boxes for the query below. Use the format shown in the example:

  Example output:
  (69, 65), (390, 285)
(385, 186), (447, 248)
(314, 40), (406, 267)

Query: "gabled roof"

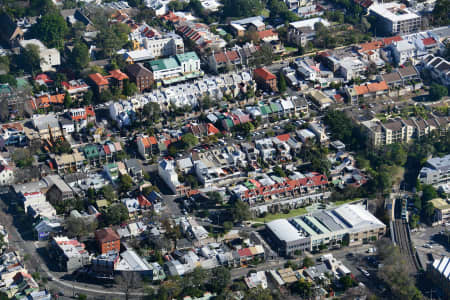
(254, 67), (276, 81)
(89, 73), (109, 86)
(382, 36), (402, 45)
(257, 29), (278, 40)
(125, 63), (153, 78)
(108, 69), (129, 81)
(214, 52), (228, 64)
(95, 228), (120, 243)
(422, 37), (437, 46)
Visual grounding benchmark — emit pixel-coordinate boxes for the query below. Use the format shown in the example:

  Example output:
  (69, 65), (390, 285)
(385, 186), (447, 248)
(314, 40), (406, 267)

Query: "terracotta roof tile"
(254, 67), (276, 81)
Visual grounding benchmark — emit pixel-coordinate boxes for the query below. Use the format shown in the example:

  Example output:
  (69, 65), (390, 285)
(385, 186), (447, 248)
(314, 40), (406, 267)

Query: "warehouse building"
(266, 204), (386, 256)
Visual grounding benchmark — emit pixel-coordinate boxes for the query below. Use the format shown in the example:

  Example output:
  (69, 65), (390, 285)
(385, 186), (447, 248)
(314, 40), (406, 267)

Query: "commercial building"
(266, 204), (386, 256)
(129, 25), (184, 59)
(148, 51), (202, 85)
(369, 2), (421, 35)
(49, 236), (90, 272)
(418, 154), (450, 186)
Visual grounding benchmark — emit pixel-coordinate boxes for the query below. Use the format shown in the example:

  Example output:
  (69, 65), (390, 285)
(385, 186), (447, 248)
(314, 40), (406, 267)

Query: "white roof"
(289, 18), (330, 29)
(116, 250), (151, 271)
(333, 204), (385, 231)
(369, 3), (420, 22)
(266, 219), (305, 242)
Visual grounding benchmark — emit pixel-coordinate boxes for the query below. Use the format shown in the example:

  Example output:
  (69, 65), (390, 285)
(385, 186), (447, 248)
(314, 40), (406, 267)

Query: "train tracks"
(392, 197), (421, 273)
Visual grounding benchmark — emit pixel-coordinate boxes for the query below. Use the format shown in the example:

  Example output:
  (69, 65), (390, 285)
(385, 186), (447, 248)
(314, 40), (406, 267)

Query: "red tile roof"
(354, 81), (388, 95)
(95, 228), (120, 243)
(35, 74), (53, 84)
(214, 52), (228, 63)
(238, 248), (253, 257)
(422, 37), (436, 46)
(358, 41), (383, 52)
(276, 133), (290, 142)
(226, 50), (240, 62)
(382, 36), (402, 45)
(137, 195), (151, 207)
(89, 73), (109, 86)
(257, 29), (278, 40)
(108, 69), (129, 81)
(207, 123), (220, 135)
(254, 67), (276, 81)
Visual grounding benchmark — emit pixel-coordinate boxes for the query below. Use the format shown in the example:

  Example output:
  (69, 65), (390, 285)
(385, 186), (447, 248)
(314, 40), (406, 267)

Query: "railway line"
(392, 198), (421, 273)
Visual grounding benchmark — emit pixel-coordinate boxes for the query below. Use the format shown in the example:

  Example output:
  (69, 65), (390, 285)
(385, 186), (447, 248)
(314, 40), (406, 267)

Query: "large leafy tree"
(21, 44), (41, 75)
(222, 0), (263, 18)
(31, 13), (68, 48)
(96, 23), (131, 58)
(431, 0), (450, 26)
(69, 42), (90, 71)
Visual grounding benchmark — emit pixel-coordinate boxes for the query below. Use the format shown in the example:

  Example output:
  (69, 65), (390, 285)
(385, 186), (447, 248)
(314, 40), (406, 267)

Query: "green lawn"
(332, 198), (361, 207)
(285, 46), (298, 53)
(253, 207), (308, 223)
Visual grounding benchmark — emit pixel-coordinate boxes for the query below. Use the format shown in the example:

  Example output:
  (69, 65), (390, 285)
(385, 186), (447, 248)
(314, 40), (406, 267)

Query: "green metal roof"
(149, 57), (180, 71)
(260, 105), (272, 115)
(270, 103), (280, 112)
(225, 118), (234, 128)
(175, 51), (199, 63)
(83, 144), (99, 159)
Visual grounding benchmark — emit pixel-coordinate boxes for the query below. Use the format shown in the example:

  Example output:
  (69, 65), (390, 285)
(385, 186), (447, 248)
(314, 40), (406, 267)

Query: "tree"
(223, 221), (233, 232)
(31, 13), (68, 48)
(431, 0), (450, 26)
(297, 44), (304, 55)
(272, 166), (286, 178)
(302, 256), (314, 268)
(206, 191), (223, 204)
(66, 216), (98, 238)
(340, 275), (355, 290)
(103, 203), (129, 226)
(0, 56), (10, 74)
(421, 184), (438, 202)
(0, 74), (16, 87)
(143, 102), (161, 124)
(119, 174), (133, 193)
(64, 93), (72, 109)
(277, 72), (287, 93)
(96, 23), (130, 58)
(292, 278), (312, 297)
(429, 83), (448, 101)
(21, 44), (41, 74)
(244, 287), (273, 300)
(181, 133), (199, 148)
(83, 90), (93, 105)
(231, 200), (251, 223)
(122, 79), (138, 96)
(101, 184), (116, 201)
(210, 266), (231, 293)
(69, 42), (90, 71)
(222, 0), (263, 18)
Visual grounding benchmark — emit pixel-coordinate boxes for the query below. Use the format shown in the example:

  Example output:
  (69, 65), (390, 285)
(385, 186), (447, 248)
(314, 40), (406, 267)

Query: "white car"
(423, 244), (433, 249)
